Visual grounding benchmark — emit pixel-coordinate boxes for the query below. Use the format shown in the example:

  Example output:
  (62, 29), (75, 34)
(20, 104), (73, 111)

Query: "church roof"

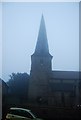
(50, 83), (75, 91)
(51, 71), (79, 80)
(49, 71), (79, 91)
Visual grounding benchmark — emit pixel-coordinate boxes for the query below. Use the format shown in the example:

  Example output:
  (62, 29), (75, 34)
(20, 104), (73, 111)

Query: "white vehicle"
(5, 107), (43, 120)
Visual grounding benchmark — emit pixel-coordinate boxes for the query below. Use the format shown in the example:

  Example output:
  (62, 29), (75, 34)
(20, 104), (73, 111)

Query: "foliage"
(7, 72), (30, 98)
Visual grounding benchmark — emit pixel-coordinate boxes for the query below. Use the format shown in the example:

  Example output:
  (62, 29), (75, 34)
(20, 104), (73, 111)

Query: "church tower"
(28, 15), (53, 104)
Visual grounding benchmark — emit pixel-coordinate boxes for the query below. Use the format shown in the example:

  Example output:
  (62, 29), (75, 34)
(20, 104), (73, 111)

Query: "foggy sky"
(0, 3), (2, 79)
(2, 2), (79, 81)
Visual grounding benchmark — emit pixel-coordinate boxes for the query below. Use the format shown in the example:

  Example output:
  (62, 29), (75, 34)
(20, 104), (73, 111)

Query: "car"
(5, 107), (43, 120)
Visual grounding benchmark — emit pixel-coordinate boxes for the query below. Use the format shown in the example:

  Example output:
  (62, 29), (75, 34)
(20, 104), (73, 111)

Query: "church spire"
(35, 15), (49, 55)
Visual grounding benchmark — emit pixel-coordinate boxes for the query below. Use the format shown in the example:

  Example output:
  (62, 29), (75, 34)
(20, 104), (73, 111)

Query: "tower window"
(40, 59), (43, 65)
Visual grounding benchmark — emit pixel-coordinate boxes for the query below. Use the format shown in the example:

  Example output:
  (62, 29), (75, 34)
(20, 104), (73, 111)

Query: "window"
(20, 110), (33, 118)
(40, 59), (43, 65)
(9, 110), (19, 115)
(9, 109), (33, 119)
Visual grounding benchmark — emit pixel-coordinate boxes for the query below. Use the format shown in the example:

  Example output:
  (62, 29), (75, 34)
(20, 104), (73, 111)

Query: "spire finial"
(42, 13), (44, 18)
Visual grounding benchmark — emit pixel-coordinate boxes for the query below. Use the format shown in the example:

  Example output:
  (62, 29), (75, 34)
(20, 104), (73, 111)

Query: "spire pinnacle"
(35, 15), (49, 55)
(41, 14), (44, 21)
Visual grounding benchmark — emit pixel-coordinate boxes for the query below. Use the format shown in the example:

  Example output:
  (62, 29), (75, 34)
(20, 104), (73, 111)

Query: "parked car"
(5, 107), (43, 120)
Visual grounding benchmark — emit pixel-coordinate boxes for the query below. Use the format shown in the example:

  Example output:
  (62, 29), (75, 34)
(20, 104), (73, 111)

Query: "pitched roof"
(50, 83), (75, 91)
(51, 71), (79, 80)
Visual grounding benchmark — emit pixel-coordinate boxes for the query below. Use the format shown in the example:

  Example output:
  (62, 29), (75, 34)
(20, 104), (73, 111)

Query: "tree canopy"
(7, 72), (30, 98)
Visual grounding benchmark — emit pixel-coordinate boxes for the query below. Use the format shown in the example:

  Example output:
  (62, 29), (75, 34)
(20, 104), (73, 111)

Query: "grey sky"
(2, 2), (79, 81)
(0, 3), (2, 79)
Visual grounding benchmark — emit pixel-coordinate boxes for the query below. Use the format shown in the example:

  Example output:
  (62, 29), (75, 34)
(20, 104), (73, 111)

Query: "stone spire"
(35, 15), (49, 55)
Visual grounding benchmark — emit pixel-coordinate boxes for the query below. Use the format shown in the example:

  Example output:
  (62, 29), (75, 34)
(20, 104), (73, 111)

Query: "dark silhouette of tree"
(7, 72), (30, 100)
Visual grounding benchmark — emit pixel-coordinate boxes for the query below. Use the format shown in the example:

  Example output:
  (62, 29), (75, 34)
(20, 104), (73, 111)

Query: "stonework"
(28, 15), (79, 107)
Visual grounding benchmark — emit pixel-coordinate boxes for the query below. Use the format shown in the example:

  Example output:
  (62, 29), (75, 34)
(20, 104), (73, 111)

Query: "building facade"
(28, 15), (79, 107)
